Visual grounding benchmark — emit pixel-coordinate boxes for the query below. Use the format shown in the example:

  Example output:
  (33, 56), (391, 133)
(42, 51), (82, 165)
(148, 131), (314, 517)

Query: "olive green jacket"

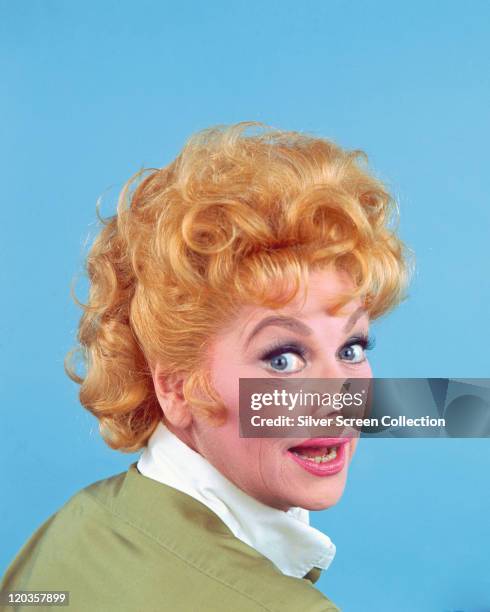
(1, 463), (339, 611)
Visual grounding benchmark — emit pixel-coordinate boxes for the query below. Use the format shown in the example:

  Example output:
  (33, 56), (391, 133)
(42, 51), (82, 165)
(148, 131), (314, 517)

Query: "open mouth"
(287, 438), (350, 476)
(290, 445), (339, 463)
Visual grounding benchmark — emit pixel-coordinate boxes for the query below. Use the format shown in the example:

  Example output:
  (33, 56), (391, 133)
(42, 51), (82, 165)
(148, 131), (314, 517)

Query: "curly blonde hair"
(65, 122), (412, 452)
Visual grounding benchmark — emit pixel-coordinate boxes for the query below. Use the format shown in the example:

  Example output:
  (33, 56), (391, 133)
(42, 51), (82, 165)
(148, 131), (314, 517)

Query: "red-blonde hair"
(65, 122), (412, 452)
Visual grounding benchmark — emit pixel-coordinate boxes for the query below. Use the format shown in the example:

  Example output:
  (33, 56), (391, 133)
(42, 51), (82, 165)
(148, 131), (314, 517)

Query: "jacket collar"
(137, 421), (335, 579)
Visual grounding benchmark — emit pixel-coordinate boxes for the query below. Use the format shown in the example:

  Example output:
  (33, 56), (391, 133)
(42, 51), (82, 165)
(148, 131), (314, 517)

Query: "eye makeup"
(256, 331), (375, 364)
(337, 332), (375, 354)
(258, 340), (309, 363)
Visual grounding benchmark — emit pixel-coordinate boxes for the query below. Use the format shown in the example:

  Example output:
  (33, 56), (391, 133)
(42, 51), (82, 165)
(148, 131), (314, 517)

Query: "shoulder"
(1, 469), (133, 610)
(1, 464), (339, 612)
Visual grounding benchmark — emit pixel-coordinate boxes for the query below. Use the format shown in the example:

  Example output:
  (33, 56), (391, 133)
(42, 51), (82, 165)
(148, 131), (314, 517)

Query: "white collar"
(137, 421), (336, 578)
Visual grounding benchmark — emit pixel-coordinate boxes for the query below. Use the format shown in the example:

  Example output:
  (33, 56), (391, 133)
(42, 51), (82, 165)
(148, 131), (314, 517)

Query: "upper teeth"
(293, 447), (338, 463)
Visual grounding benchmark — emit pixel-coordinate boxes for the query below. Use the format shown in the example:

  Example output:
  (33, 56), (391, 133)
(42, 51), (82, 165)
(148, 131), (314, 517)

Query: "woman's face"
(168, 266), (372, 511)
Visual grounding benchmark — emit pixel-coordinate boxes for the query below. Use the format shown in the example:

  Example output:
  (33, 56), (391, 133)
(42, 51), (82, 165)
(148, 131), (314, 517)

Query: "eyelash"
(259, 334), (375, 363)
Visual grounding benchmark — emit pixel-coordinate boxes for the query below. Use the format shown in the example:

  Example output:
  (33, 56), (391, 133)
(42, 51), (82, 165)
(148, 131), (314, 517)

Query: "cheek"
(254, 441), (289, 485)
(213, 370), (238, 402)
(349, 438), (360, 459)
(209, 337), (265, 411)
(358, 360), (372, 377)
(209, 350), (243, 414)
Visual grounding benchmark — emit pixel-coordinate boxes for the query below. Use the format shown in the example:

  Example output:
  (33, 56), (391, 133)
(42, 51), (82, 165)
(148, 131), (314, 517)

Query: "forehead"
(300, 266), (357, 308)
(228, 266), (367, 340)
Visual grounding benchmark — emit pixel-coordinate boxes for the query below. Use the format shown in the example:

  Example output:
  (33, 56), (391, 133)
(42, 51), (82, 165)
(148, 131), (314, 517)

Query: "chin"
(289, 487), (346, 511)
(301, 495), (343, 511)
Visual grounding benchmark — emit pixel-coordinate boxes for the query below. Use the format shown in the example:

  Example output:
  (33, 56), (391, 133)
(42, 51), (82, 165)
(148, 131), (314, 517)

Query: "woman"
(1, 122), (409, 611)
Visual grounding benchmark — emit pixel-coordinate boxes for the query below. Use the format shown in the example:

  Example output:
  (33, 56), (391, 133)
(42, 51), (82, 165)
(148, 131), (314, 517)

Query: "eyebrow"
(244, 307), (368, 349)
(244, 316), (312, 348)
(342, 306), (367, 332)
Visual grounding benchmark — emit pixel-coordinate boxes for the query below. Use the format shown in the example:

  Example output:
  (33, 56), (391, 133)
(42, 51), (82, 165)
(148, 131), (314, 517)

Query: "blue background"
(1, 1), (489, 610)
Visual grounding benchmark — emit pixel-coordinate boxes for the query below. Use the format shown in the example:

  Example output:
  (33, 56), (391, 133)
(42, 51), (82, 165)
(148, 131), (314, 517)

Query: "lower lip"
(287, 441), (349, 476)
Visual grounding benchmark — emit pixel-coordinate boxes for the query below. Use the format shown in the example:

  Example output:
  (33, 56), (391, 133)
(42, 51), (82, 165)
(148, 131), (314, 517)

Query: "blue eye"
(338, 344), (365, 363)
(268, 352), (305, 373)
(338, 335), (375, 364)
(260, 343), (307, 374)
